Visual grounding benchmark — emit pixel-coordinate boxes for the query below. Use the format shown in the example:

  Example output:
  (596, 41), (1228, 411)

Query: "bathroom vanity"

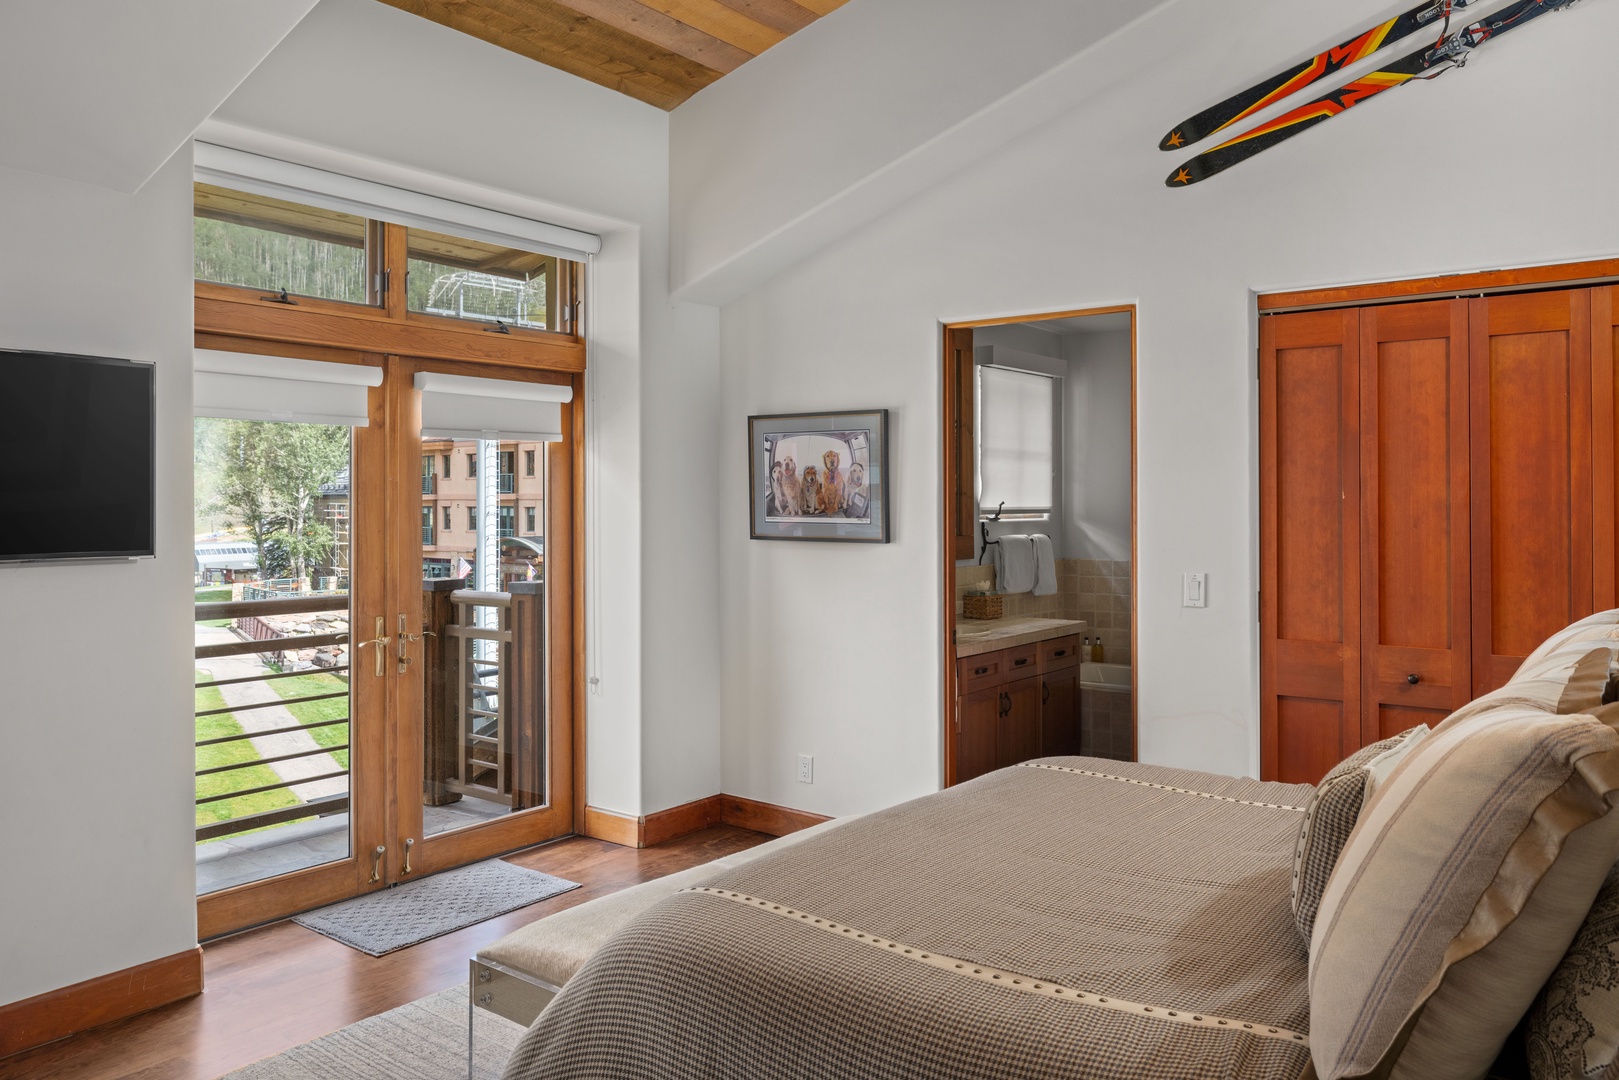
(954, 617), (1085, 783)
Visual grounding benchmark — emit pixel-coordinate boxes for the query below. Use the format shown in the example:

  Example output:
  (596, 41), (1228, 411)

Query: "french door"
(196, 354), (578, 939)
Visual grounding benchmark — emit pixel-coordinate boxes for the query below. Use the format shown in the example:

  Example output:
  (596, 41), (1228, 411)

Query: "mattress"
(503, 758), (1318, 1080)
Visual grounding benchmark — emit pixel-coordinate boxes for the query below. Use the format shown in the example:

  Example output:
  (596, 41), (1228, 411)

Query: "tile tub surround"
(955, 616), (1087, 658)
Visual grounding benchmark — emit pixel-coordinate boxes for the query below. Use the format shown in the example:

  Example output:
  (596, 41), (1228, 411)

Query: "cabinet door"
(1261, 309), (1362, 784)
(1470, 291), (1595, 695)
(947, 326), (976, 562)
(1360, 300), (1472, 740)
(1040, 671), (1079, 757)
(957, 686), (1000, 784)
(997, 675), (1043, 769)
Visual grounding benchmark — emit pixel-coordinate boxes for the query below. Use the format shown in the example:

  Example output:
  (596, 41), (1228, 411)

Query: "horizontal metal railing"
(422, 474), (437, 494)
(194, 593), (352, 843)
(499, 472), (515, 493)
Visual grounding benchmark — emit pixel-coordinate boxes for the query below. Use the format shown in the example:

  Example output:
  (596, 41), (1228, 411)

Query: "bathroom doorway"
(940, 306), (1137, 786)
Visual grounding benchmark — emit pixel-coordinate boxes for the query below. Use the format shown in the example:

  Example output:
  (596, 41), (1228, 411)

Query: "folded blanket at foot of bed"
(503, 758), (1318, 1080)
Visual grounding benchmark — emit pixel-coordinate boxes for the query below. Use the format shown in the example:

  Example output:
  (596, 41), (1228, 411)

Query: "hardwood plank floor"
(0, 826), (767, 1080)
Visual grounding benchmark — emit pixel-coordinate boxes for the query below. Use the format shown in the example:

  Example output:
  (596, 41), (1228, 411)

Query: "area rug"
(221, 985), (524, 1079)
(293, 859), (579, 956)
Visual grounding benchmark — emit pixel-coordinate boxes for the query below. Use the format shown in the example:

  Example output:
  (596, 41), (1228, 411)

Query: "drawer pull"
(974, 666), (990, 675)
(1054, 649), (1067, 658)
(1014, 658), (1029, 666)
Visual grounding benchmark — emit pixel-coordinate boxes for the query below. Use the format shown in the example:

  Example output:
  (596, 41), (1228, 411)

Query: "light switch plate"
(1183, 572), (1208, 608)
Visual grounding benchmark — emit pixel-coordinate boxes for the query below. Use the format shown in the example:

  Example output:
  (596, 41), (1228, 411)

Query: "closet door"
(1470, 291), (1595, 695)
(1360, 300), (1472, 740)
(1260, 310), (1361, 783)
(1595, 286), (1619, 610)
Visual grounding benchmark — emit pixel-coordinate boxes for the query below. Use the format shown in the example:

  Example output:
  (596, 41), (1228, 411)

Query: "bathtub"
(1080, 662), (1131, 692)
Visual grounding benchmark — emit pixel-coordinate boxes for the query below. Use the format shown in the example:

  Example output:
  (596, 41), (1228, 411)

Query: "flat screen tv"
(0, 349), (156, 562)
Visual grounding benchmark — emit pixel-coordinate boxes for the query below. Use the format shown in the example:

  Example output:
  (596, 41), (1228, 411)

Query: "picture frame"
(749, 409), (890, 543)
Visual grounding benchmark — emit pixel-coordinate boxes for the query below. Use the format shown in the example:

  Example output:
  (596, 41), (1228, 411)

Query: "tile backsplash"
(957, 558), (1132, 665)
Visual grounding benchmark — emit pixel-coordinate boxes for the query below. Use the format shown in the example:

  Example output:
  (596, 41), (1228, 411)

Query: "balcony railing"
(423, 526), (435, 546)
(422, 474), (437, 494)
(194, 594), (351, 844)
(498, 473), (515, 494)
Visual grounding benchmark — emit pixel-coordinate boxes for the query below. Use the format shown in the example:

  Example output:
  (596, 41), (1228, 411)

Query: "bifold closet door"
(1360, 300), (1473, 741)
(1597, 286), (1619, 610)
(1469, 290), (1596, 695)
(1260, 310), (1361, 784)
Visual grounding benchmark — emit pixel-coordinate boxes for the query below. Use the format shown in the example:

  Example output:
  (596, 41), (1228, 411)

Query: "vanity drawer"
(1004, 642), (1039, 679)
(958, 650), (1008, 695)
(1040, 635), (1081, 673)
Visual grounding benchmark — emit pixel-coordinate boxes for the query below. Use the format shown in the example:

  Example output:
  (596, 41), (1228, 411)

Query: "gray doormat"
(293, 859), (579, 956)
(222, 984), (524, 1079)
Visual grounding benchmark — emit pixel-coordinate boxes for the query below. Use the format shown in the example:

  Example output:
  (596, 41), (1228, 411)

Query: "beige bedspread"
(504, 758), (1318, 1080)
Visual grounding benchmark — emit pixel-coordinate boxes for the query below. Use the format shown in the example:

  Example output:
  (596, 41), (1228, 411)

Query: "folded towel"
(1031, 534), (1057, 596)
(994, 534), (1038, 595)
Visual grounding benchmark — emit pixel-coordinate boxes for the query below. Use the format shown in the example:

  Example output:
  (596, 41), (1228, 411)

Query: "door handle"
(1407, 674), (1420, 685)
(1043, 682), (1050, 705)
(998, 692), (1010, 717)
(353, 616), (389, 677)
(396, 613), (437, 674)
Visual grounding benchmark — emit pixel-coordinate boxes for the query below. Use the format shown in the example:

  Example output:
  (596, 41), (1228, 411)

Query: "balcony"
(422, 474), (437, 494)
(498, 472), (515, 494)
(423, 526), (435, 546)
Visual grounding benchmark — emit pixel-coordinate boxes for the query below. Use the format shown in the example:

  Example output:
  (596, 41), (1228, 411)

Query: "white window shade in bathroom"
(194, 350), (383, 426)
(978, 366), (1055, 513)
(415, 372), (573, 442)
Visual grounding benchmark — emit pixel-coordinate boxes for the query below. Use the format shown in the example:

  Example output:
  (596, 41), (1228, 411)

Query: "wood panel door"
(1595, 286), (1619, 610)
(946, 326), (976, 562)
(1260, 310), (1361, 783)
(1469, 291), (1596, 695)
(1040, 671), (1079, 756)
(957, 686), (1000, 784)
(1359, 300), (1472, 741)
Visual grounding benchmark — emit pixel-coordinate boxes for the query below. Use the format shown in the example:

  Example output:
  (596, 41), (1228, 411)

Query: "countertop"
(954, 616), (1086, 658)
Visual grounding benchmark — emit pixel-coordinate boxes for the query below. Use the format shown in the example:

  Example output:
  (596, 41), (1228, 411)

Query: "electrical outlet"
(796, 754), (814, 784)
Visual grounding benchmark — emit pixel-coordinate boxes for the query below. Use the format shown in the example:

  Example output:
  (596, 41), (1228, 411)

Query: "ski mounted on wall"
(1165, 0), (1584, 188)
(1158, 0), (1478, 152)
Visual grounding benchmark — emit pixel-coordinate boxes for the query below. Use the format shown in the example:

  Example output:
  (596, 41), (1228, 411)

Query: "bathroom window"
(977, 366), (1055, 514)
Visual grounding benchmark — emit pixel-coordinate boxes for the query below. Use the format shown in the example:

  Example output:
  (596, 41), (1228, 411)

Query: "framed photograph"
(749, 409), (890, 543)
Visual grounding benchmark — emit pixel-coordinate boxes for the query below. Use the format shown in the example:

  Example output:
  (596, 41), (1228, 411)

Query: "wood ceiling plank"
(380, 0), (721, 109)
(790, 0), (846, 16)
(549, 0), (753, 72)
(712, 0), (815, 36)
(632, 0), (786, 55)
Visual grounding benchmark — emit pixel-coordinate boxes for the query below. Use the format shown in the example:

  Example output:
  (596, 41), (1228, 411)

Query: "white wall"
(1059, 329), (1131, 562)
(713, 0), (1619, 813)
(0, 152), (197, 1006)
(211, 0), (723, 817)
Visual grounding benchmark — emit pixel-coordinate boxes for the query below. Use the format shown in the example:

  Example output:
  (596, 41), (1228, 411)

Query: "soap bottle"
(1091, 637), (1104, 663)
(1082, 636), (1091, 658)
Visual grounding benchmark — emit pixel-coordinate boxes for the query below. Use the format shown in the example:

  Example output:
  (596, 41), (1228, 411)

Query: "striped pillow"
(1290, 728), (1425, 942)
(1308, 695), (1619, 1080)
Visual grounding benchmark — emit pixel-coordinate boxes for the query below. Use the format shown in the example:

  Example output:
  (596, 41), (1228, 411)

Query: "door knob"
(1407, 674), (1420, 685)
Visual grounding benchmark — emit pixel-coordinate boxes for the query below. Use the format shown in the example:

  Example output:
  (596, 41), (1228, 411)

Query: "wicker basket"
(963, 593), (1004, 620)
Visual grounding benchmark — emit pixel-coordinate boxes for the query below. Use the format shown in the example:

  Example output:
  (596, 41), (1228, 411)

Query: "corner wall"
(713, 0), (1619, 814)
(0, 152), (197, 1006)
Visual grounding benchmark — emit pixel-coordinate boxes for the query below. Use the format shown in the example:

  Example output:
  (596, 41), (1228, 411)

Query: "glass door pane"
(193, 419), (355, 895)
(418, 432), (548, 837)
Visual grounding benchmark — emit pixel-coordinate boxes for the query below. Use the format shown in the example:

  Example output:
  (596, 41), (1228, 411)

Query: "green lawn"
(194, 672), (299, 836)
(195, 585), (233, 628)
(269, 671), (352, 770)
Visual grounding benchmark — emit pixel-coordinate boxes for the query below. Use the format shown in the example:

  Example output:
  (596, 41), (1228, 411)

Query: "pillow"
(1525, 861), (1619, 1080)
(1291, 727), (1427, 942)
(1309, 702), (1619, 1080)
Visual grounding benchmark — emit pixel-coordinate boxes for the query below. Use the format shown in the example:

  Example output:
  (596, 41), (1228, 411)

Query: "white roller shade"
(194, 350), (382, 427)
(978, 366), (1055, 513)
(415, 372), (573, 442)
(194, 142), (602, 263)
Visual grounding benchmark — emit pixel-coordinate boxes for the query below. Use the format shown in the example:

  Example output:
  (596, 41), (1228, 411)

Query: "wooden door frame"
(940, 305), (1139, 787)
(194, 315), (588, 939)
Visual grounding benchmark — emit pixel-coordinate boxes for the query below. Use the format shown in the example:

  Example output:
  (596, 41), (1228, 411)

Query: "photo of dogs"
(750, 409), (889, 543)
(761, 430), (872, 523)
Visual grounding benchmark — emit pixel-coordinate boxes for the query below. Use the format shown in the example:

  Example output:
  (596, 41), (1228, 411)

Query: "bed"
(501, 758), (1319, 1080)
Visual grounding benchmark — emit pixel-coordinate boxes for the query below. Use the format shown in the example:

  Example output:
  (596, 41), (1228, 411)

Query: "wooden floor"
(0, 826), (767, 1080)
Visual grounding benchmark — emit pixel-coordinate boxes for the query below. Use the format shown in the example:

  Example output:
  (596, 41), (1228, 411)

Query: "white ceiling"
(0, 1), (320, 193)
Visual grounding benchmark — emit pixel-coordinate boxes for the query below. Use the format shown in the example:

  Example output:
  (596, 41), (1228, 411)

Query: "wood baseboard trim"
(0, 946), (203, 1059)
(584, 795), (830, 849)
(718, 794), (830, 837)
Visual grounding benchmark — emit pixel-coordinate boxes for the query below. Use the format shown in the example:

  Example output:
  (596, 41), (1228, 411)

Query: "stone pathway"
(196, 625), (349, 800)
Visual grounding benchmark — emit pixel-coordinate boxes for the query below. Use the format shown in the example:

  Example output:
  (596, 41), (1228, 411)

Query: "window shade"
(415, 372), (573, 442)
(194, 350), (382, 427)
(194, 142), (602, 264)
(978, 366), (1055, 512)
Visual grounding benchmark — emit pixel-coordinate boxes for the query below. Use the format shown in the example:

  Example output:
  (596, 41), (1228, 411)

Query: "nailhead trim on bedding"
(680, 887), (1310, 1047)
(1016, 762), (1309, 812)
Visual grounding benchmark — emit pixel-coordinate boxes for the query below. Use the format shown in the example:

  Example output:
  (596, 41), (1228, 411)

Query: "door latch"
(354, 616), (388, 677)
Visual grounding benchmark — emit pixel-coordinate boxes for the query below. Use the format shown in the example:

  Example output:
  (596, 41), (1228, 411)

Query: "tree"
(197, 418), (348, 583)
